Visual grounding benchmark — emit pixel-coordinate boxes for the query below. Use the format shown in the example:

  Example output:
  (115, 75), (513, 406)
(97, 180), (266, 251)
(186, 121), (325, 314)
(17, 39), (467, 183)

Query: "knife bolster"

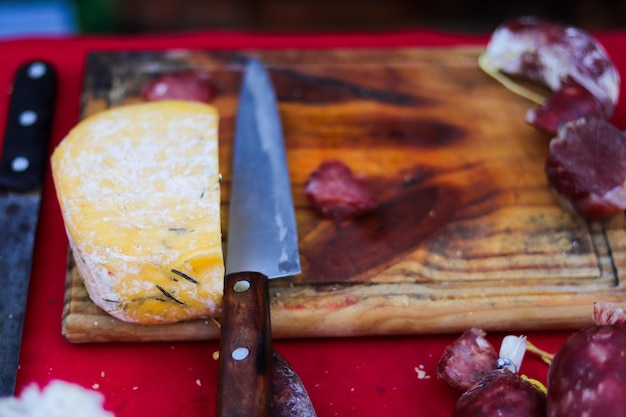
(217, 271), (272, 417)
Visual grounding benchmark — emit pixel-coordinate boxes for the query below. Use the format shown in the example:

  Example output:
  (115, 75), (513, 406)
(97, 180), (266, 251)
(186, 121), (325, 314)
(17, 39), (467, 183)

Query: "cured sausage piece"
(482, 16), (620, 117)
(525, 81), (605, 134)
(271, 350), (317, 417)
(545, 117), (626, 219)
(452, 370), (547, 417)
(438, 330), (545, 417)
(547, 303), (626, 417)
(141, 71), (215, 103)
(482, 17), (624, 220)
(437, 328), (498, 391)
(304, 160), (376, 221)
(592, 301), (626, 325)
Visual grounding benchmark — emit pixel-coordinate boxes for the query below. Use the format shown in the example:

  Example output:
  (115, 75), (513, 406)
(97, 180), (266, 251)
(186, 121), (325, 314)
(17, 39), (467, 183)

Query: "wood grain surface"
(62, 47), (626, 342)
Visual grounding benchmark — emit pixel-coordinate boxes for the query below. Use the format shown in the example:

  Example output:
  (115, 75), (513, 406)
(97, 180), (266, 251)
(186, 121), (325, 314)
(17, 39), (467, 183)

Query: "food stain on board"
(272, 68), (435, 106)
(300, 182), (461, 283)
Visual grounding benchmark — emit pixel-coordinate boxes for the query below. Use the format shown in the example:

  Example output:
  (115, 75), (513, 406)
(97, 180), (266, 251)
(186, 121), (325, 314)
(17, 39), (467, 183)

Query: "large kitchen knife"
(0, 61), (56, 396)
(217, 59), (301, 417)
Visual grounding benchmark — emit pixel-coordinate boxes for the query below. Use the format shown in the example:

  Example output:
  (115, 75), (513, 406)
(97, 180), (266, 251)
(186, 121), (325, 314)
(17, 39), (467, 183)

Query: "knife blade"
(0, 61), (56, 397)
(216, 58), (301, 417)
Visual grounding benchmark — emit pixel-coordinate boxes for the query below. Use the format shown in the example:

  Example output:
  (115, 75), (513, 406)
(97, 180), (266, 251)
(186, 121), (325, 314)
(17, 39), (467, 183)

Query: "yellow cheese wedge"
(51, 100), (224, 324)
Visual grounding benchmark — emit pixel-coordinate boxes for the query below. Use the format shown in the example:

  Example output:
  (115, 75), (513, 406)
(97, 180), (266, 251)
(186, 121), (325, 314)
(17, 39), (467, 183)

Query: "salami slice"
(304, 160), (376, 221)
(437, 328), (498, 391)
(545, 117), (626, 219)
(525, 81), (605, 134)
(452, 370), (546, 417)
(141, 71), (215, 103)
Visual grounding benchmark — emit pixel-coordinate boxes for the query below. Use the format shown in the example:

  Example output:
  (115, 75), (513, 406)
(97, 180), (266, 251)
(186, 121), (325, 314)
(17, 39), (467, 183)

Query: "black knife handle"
(217, 271), (272, 417)
(0, 61), (57, 192)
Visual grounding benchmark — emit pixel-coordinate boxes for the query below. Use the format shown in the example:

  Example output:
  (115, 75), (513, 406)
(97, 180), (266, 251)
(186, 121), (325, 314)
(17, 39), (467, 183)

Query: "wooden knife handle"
(217, 271), (272, 417)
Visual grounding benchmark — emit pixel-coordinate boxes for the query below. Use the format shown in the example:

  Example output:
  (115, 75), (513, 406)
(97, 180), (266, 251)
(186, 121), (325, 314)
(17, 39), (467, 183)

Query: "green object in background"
(75, 0), (116, 33)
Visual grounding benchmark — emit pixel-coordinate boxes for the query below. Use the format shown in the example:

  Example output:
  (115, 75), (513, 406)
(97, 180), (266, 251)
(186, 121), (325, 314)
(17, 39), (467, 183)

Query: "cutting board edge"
(62, 263), (626, 343)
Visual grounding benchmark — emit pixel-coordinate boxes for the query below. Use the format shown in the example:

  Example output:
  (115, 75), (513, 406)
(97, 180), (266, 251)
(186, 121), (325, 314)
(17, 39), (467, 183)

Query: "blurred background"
(1, 0), (626, 38)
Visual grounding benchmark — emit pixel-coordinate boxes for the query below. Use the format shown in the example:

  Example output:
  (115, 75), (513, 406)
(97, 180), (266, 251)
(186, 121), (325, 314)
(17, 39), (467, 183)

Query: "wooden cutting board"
(62, 47), (626, 343)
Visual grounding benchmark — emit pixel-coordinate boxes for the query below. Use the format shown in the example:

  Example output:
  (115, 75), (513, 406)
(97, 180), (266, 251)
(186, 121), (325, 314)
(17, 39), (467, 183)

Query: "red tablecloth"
(1, 28), (626, 417)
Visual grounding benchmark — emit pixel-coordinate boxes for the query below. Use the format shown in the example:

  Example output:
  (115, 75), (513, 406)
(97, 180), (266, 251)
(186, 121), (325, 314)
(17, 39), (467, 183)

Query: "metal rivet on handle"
(27, 62), (47, 79)
(233, 279), (251, 293)
(11, 156), (29, 172)
(232, 347), (250, 361)
(19, 110), (37, 127)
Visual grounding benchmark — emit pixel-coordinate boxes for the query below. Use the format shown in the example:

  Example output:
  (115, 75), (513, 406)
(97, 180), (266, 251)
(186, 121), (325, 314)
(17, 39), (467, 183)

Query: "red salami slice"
(304, 160), (376, 221)
(437, 328), (498, 391)
(525, 81), (605, 134)
(141, 71), (215, 103)
(545, 117), (626, 219)
(452, 370), (546, 417)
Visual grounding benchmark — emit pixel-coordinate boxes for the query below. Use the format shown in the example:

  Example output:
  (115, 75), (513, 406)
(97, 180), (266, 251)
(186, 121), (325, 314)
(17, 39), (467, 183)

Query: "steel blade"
(0, 192), (41, 396)
(226, 58), (300, 279)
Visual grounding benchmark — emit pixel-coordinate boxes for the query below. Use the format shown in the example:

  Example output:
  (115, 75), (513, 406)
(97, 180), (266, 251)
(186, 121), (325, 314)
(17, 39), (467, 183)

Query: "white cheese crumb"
(414, 365), (431, 379)
(0, 380), (113, 417)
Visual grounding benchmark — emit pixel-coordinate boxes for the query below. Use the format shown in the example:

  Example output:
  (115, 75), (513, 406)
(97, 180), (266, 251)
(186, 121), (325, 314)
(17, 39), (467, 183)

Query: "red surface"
(1, 28), (625, 417)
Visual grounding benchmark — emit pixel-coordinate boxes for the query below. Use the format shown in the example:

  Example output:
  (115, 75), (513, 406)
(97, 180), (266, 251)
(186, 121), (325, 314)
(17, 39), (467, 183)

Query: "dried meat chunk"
(304, 160), (376, 221)
(440, 331), (545, 417)
(437, 328), (498, 391)
(452, 370), (546, 417)
(525, 81), (605, 134)
(545, 117), (626, 219)
(141, 70), (215, 103)
(272, 350), (317, 417)
(547, 303), (626, 417)
(483, 16), (619, 116)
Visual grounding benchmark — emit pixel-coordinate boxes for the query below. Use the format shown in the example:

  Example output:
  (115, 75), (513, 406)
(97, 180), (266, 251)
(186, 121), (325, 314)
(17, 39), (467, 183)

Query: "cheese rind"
(52, 100), (224, 324)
